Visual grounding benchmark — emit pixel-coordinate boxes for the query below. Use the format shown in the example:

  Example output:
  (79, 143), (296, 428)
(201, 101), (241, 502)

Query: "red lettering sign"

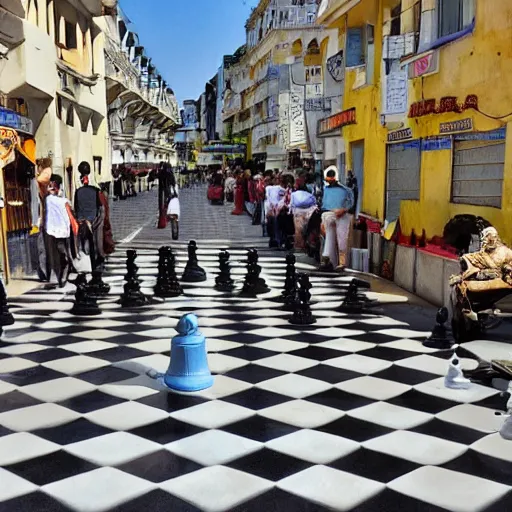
(408, 95), (478, 118)
(318, 108), (356, 136)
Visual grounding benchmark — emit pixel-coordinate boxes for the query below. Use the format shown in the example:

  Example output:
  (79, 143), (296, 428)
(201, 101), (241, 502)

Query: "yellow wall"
(400, 0), (512, 243)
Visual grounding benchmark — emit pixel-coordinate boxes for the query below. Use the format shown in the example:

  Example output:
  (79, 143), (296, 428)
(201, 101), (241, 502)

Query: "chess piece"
(71, 273), (101, 316)
(124, 249), (140, 283)
(87, 270), (110, 297)
(289, 273), (316, 325)
(276, 252), (298, 303)
(0, 279), (14, 336)
(499, 381), (512, 440)
(444, 345), (471, 389)
(120, 251), (148, 307)
(215, 250), (235, 292)
(155, 247), (183, 297)
(240, 256), (270, 297)
(181, 240), (207, 282)
(423, 307), (454, 349)
(339, 278), (373, 314)
(164, 313), (214, 392)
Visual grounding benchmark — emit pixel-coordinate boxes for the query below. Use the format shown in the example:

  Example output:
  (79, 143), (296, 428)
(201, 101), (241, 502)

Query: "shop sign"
(440, 118), (473, 134)
(407, 51), (439, 79)
(0, 107), (34, 135)
(318, 108), (356, 137)
(409, 95), (478, 118)
(421, 137), (452, 151)
(455, 127), (507, 141)
(387, 128), (413, 142)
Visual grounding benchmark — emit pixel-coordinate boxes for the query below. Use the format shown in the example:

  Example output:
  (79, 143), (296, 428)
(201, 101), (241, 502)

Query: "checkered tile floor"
(0, 246), (511, 511)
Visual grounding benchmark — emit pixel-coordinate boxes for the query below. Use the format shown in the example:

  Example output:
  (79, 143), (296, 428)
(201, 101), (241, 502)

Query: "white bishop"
(444, 345), (471, 390)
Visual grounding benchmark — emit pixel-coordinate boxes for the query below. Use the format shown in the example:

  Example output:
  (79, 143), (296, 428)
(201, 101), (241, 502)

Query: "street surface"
(0, 185), (510, 512)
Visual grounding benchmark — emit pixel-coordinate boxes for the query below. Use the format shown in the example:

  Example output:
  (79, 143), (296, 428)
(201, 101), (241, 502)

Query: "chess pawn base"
(88, 271), (111, 297)
(289, 307), (317, 325)
(181, 266), (207, 283)
(239, 284), (258, 298)
(215, 278), (235, 293)
(71, 299), (101, 316)
(154, 281), (183, 298)
(0, 311), (14, 327)
(120, 280), (148, 308)
(339, 301), (365, 314)
(423, 324), (454, 349)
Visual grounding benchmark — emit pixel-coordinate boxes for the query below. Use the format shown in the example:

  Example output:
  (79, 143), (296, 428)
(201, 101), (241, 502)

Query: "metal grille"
(385, 140), (421, 222)
(452, 140), (505, 208)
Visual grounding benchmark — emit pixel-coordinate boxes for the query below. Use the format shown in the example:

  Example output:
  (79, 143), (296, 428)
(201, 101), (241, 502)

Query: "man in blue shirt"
(320, 166), (355, 271)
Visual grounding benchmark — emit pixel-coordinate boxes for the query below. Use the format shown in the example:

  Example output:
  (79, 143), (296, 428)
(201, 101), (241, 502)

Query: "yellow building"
(318, 0), (512, 244)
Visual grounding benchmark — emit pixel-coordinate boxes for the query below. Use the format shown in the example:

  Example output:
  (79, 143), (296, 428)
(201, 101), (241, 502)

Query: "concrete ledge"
(394, 245), (416, 293)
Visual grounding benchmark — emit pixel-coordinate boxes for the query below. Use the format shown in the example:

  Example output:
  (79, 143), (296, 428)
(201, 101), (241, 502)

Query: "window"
(346, 27), (365, 67)
(66, 105), (74, 127)
(451, 137), (505, 209)
(56, 96), (62, 120)
(64, 20), (77, 49)
(438, 0), (475, 38)
(390, 3), (402, 36)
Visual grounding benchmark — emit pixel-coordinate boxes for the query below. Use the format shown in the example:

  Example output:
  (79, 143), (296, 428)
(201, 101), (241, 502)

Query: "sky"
(120, 0), (259, 106)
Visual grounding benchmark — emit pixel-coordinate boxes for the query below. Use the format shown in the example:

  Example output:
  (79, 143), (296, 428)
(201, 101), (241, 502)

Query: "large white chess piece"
(499, 381), (512, 440)
(444, 346), (471, 390)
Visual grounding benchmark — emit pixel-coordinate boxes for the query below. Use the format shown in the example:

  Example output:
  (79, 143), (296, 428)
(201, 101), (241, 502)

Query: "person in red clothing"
(231, 170), (245, 215)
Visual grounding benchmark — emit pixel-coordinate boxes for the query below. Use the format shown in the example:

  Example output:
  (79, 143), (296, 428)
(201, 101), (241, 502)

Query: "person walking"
(291, 176), (317, 250)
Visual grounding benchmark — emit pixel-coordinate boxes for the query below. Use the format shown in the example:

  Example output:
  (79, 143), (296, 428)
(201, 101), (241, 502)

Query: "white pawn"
(444, 345), (471, 390)
(499, 381), (512, 440)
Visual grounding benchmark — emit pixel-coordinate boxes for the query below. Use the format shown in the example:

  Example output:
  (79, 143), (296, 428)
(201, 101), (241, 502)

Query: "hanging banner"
(384, 61), (408, 114)
(278, 92), (290, 149)
(0, 127), (20, 164)
(289, 82), (306, 146)
(326, 49), (344, 82)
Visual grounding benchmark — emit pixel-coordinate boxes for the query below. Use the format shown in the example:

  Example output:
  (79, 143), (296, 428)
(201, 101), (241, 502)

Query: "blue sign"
(454, 127), (506, 141)
(421, 137), (452, 151)
(0, 107), (34, 135)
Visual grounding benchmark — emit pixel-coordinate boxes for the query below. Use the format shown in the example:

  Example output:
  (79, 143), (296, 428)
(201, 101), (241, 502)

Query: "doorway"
(351, 141), (364, 215)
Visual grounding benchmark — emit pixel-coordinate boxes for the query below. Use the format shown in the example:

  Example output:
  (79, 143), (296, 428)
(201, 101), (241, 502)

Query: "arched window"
(291, 38), (303, 57)
(305, 38), (321, 66)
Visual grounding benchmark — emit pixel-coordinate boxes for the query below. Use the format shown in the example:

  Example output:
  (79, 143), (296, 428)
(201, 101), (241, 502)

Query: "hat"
(324, 165), (339, 181)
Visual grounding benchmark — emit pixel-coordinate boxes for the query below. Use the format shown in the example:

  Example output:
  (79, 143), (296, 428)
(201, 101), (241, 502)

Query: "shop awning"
(0, 126), (35, 166)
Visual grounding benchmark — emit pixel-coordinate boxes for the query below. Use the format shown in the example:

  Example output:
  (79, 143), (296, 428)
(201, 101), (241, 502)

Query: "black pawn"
(215, 250), (235, 292)
(182, 241), (207, 283)
(276, 252), (298, 303)
(289, 273), (316, 325)
(0, 279), (14, 336)
(71, 273), (101, 316)
(120, 250), (148, 307)
(240, 252), (270, 297)
(339, 278), (373, 314)
(155, 247), (183, 297)
(88, 270), (110, 298)
(423, 307), (454, 349)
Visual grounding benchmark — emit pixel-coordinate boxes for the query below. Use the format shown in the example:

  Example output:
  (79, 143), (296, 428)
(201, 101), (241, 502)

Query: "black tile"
(105, 335), (145, 346)
(221, 415), (299, 442)
(75, 366), (137, 385)
(227, 447), (311, 481)
(474, 393), (510, 412)
(330, 447), (421, 483)
(0, 366), (65, 386)
(289, 346), (346, 361)
(222, 322), (263, 332)
(349, 333), (400, 345)
(110, 489), (201, 512)
(0, 491), (72, 512)
(221, 346), (276, 361)
(6, 450), (98, 485)
(442, 450), (512, 486)
(58, 390), (125, 413)
(388, 389), (458, 414)
(316, 416), (393, 442)
(221, 334), (269, 344)
(22, 348), (75, 363)
(356, 346), (420, 362)
(137, 391), (209, 412)
(372, 365), (439, 386)
(117, 449), (202, 483)
(232, 488), (333, 512)
(88, 347), (151, 363)
(410, 417), (487, 445)
(306, 388), (374, 411)
(287, 333), (334, 344)
(222, 388), (291, 410)
(33, 418), (114, 445)
(482, 490), (512, 512)
(128, 418), (204, 444)
(297, 365), (363, 384)
(0, 424), (12, 437)
(0, 389), (41, 413)
(351, 488), (447, 512)
(224, 364), (286, 384)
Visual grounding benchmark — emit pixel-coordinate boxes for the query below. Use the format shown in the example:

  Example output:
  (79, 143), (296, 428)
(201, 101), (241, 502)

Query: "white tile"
(414, 377), (500, 404)
(388, 466), (511, 512)
(38, 320), (75, 330)
(348, 402), (433, 430)
(360, 317), (408, 326)
(66, 432), (161, 466)
(0, 357), (38, 373)
(244, 308), (288, 317)
(471, 433), (512, 463)
(244, 318), (289, 327)
(314, 327), (367, 338)
(208, 353), (249, 373)
(363, 430), (467, 465)
(436, 404), (506, 433)
(189, 375), (253, 399)
(256, 374), (331, 399)
(267, 429), (359, 464)
(86, 402), (168, 430)
(324, 354), (392, 374)
(259, 399), (344, 428)
(278, 465), (385, 510)
(248, 327), (297, 338)
(140, 316), (180, 328)
(99, 376), (162, 401)
(43, 355), (109, 375)
(171, 400), (254, 429)
(0, 343), (46, 355)
(252, 338), (308, 353)
(199, 317), (238, 327)
(59, 340), (118, 353)
(336, 376), (411, 401)
(43, 467), (155, 512)
(380, 338), (439, 353)
(166, 430), (262, 465)
(199, 328), (238, 338)
(115, 354), (170, 374)
(160, 466), (272, 512)
(375, 328), (432, 338)
(21, 377), (96, 402)
(395, 354), (460, 376)
(316, 338), (376, 353)
(254, 354), (318, 372)
(80, 319), (129, 329)
(134, 328), (177, 339)
(206, 338), (243, 352)
(0, 468), (37, 502)
(0, 403), (80, 431)
(0, 432), (59, 465)
(73, 329), (125, 340)
(128, 339), (170, 354)
(313, 317), (357, 327)
(461, 340), (512, 362)
(0, 380), (16, 395)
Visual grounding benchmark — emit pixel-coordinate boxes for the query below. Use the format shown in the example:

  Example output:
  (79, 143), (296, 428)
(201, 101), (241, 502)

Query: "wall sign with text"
(387, 128), (413, 142)
(409, 95), (478, 118)
(439, 118), (473, 134)
(317, 108), (356, 137)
